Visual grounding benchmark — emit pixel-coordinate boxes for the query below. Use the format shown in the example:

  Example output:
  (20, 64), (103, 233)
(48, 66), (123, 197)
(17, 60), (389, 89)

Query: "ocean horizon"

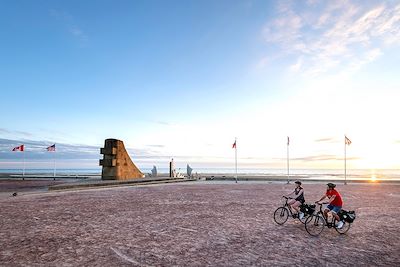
(1, 168), (399, 180)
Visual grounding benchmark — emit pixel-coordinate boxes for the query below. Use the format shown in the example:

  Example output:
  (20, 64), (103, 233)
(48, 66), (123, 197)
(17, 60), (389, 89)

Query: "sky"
(1, 0), (400, 171)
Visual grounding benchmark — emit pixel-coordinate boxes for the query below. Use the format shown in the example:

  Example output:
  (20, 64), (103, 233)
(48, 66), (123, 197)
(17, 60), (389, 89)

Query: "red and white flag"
(12, 145), (24, 151)
(232, 140), (236, 149)
(47, 144), (56, 151)
(345, 136), (352, 145)
(287, 136), (290, 146)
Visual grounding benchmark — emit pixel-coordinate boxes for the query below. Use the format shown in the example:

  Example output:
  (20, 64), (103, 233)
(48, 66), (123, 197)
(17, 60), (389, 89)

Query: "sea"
(0, 168), (399, 181)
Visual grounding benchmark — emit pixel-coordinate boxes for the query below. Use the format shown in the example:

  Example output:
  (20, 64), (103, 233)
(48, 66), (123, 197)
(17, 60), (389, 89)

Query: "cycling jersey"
(326, 189), (343, 207)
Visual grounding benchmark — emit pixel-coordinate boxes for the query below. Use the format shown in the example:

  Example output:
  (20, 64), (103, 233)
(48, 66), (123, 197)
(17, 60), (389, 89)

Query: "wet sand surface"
(1, 182), (399, 266)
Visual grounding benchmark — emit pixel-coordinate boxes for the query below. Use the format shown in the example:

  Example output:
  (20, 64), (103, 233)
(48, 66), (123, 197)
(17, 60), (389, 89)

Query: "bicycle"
(273, 196), (309, 225)
(304, 202), (351, 236)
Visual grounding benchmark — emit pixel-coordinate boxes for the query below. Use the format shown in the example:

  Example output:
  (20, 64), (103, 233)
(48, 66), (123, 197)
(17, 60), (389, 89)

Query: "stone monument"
(151, 165), (157, 177)
(187, 164), (193, 177)
(169, 158), (177, 178)
(99, 138), (144, 180)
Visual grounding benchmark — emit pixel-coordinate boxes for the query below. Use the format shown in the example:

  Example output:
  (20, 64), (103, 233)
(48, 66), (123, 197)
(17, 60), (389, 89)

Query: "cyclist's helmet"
(295, 180), (302, 185)
(327, 183), (336, 188)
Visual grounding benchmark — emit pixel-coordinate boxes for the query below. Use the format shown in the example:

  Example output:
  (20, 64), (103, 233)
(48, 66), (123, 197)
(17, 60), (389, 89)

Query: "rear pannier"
(300, 204), (316, 215)
(338, 210), (356, 223)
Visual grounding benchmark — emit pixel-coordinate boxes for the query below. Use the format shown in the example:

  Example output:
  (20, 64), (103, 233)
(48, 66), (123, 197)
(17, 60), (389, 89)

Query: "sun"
(370, 175), (378, 182)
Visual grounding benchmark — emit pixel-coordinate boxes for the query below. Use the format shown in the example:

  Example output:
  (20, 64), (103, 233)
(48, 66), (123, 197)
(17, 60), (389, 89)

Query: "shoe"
(336, 221), (344, 229)
(299, 212), (304, 220)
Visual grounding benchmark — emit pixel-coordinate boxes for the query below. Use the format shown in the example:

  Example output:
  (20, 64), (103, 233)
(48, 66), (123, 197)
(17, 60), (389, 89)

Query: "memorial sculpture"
(99, 139), (144, 180)
(151, 165), (158, 177)
(187, 164), (193, 177)
(169, 158), (177, 178)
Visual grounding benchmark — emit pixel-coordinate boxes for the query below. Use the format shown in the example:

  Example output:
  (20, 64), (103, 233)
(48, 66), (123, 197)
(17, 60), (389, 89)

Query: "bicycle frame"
(282, 196), (299, 218)
(313, 203), (338, 227)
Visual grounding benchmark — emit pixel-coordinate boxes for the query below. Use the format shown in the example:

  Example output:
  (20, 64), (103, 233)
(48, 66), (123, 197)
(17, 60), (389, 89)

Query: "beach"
(0, 181), (399, 266)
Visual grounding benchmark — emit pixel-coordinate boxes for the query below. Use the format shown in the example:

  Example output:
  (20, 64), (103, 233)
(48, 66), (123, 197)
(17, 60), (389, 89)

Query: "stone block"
(99, 159), (117, 167)
(100, 147), (117, 155)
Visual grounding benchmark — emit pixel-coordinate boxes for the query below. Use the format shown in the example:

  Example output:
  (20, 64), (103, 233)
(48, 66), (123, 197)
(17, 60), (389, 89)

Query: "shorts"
(326, 204), (342, 214)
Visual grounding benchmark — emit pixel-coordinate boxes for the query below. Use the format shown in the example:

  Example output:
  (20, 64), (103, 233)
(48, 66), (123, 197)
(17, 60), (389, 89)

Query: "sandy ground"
(0, 181), (399, 266)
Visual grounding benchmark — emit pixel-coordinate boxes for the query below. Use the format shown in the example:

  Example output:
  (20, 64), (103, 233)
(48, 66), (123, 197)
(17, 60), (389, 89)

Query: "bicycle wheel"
(305, 214), (325, 236)
(334, 220), (351, 234)
(273, 207), (289, 225)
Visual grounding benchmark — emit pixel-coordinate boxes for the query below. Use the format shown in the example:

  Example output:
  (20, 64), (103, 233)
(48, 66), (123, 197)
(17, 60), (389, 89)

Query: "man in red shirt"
(316, 183), (344, 229)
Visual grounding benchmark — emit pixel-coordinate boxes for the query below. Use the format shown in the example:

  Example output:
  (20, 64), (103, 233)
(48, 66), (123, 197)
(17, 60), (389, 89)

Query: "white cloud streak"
(262, 0), (400, 76)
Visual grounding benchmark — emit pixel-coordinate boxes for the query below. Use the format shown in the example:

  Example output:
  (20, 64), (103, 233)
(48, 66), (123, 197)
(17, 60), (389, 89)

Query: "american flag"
(345, 136), (352, 145)
(12, 145), (24, 151)
(47, 144), (56, 151)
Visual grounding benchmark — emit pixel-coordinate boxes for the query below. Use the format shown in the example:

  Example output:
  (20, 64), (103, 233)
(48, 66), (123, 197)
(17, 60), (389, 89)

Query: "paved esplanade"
(0, 183), (399, 266)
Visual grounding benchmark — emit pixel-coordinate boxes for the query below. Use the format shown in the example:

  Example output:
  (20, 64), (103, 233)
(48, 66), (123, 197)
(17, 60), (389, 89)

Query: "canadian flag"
(12, 145), (24, 151)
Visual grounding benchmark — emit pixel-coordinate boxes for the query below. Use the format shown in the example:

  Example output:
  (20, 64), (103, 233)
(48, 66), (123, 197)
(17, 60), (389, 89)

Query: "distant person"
(285, 181), (305, 219)
(316, 183), (344, 229)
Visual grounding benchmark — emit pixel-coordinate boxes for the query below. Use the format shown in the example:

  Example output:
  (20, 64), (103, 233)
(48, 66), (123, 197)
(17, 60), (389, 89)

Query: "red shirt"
(326, 189), (343, 207)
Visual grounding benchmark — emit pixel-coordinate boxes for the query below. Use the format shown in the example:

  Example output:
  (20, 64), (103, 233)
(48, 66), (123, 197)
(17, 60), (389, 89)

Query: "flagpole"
(22, 149), (25, 180)
(235, 137), (238, 184)
(53, 149), (56, 180)
(287, 136), (289, 184)
(344, 136), (347, 185)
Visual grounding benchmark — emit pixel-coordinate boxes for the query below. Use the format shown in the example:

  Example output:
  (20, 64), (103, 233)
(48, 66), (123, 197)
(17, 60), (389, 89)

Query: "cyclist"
(285, 180), (305, 219)
(316, 183), (344, 229)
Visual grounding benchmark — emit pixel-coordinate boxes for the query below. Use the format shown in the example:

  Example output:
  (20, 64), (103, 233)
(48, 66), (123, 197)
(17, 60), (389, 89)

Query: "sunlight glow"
(370, 174), (378, 182)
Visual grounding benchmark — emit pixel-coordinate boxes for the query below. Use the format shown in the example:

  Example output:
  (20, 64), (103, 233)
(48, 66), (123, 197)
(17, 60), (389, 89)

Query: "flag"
(345, 136), (352, 145)
(12, 145), (24, 151)
(47, 144), (56, 151)
(232, 140), (236, 149)
(287, 136), (290, 146)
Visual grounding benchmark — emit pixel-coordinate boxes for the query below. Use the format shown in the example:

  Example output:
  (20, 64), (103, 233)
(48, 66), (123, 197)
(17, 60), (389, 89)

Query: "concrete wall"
(99, 139), (144, 180)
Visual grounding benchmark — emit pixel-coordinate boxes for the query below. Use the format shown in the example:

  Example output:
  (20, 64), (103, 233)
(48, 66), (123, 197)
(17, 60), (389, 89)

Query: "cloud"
(347, 48), (383, 71)
(289, 57), (303, 72)
(0, 138), (99, 160)
(50, 9), (88, 44)
(146, 144), (165, 148)
(69, 26), (86, 39)
(0, 128), (32, 137)
(262, 0), (400, 76)
(292, 154), (359, 161)
(314, 137), (337, 143)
